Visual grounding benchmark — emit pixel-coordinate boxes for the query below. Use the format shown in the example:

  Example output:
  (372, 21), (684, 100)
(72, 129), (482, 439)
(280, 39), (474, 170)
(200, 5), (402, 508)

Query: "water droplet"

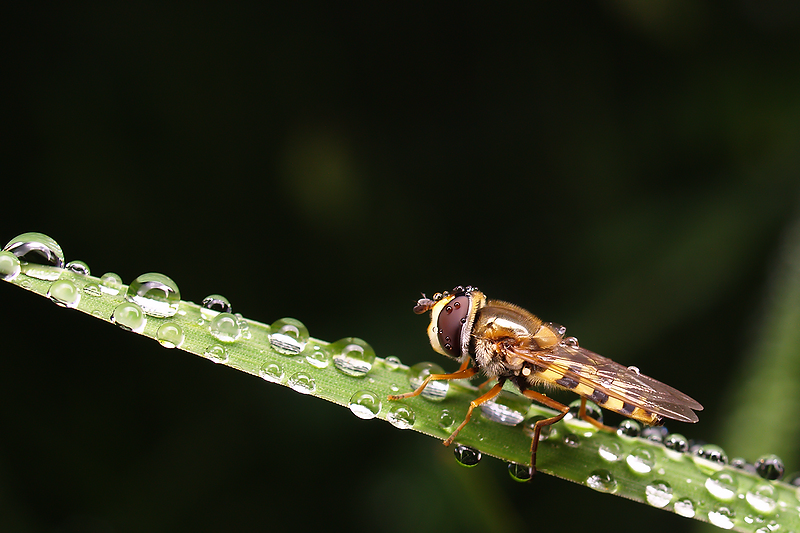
(331, 337), (375, 377)
(304, 344), (330, 368)
(544, 322), (567, 338)
(209, 312), (241, 343)
(617, 419), (641, 437)
(565, 398), (603, 422)
(111, 302), (146, 332)
(599, 442), (622, 462)
(386, 404), (415, 429)
(693, 444), (728, 465)
(561, 336), (579, 348)
(664, 433), (689, 452)
(586, 469), (617, 493)
(125, 273), (181, 318)
(0, 251), (21, 280)
(156, 322), (184, 348)
(641, 426), (668, 443)
(730, 458), (755, 474)
(508, 463), (533, 482)
(746, 483), (778, 514)
(3, 232), (65, 277)
(453, 445), (481, 467)
(203, 344), (229, 364)
(82, 283), (102, 297)
(100, 272), (123, 295)
(673, 498), (696, 518)
(349, 390), (382, 420)
(438, 409), (455, 429)
(563, 433), (581, 448)
(235, 313), (251, 339)
(523, 415), (556, 441)
(287, 371), (316, 394)
(407, 362), (449, 401)
(383, 355), (402, 370)
(65, 260), (90, 275)
(201, 294), (232, 318)
(708, 507), (735, 530)
(705, 471), (738, 501)
(627, 365), (640, 375)
(645, 481), (673, 508)
(268, 317), (309, 355)
(755, 454), (785, 481)
(259, 363), (284, 383)
(626, 447), (655, 474)
(479, 390), (529, 426)
(47, 280), (80, 308)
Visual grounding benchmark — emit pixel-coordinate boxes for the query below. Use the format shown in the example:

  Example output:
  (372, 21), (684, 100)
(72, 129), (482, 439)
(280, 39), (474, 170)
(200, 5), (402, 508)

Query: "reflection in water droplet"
(331, 337), (375, 377)
(204, 344), (229, 364)
(626, 447), (655, 474)
(754, 454), (785, 481)
(259, 363), (284, 383)
(349, 390), (382, 420)
(745, 483), (777, 514)
(287, 371), (316, 394)
(508, 463), (533, 482)
(453, 445), (481, 467)
(111, 302), (146, 332)
(693, 444), (728, 465)
(438, 409), (455, 429)
(47, 280), (81, 308)
(673, 498), (696, 518)
(617, 419), (641, 437)
(586, 469), (617, 493)
(563, 433), (581, 448)
(408, 362), (449, 401)
(561, 336), (579, 348)
(156, 323), (184, 348)
(66, 260), (90, 275)
(126, 273), (181, 318)
(304, 344), (330, 368)
(3, 232), (65, 268)
(664, 433), (689, 452)
(645, 481), (673, 508)
(480, 391), (528, 426)
(100, 272), (123, 295)
(599, 442), (622, 462)
(201, 294), (232, 319)
(82, 283), (102, 297)
(209, 313), (241, 343)
(268, 317), (309, 355)
(386, 404), (415, 429)
(383, 355), (402, 370)
(708, 507), (735, 530)
(705, 471), (738, 501)
(0, 251), (21, 280)
(641, 426), (668, 443)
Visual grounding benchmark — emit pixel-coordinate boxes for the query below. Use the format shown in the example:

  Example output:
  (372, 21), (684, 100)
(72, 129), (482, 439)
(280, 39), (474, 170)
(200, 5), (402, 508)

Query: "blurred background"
(2, 2), (800, 532)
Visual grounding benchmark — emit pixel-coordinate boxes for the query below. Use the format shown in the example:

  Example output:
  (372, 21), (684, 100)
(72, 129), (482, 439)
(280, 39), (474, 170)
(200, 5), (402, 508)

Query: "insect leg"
(442, 381), (505, 446)
(387, 358), (477, 401)
(520, 390), (570, 476)
(577, 397), (615, 432)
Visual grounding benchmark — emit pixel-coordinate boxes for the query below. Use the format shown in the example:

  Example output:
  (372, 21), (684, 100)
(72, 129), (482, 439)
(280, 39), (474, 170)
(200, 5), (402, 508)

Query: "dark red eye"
(437, 295), (470, 357)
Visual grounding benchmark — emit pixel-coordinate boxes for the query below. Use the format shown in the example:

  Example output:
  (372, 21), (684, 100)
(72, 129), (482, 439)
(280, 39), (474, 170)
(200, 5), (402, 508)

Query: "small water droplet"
(209, 312), (241, 343)
(383, 355), (402, 370)
(126, 273), (181, 318)
(730, 458), (756, 474)
(268, 317), (309, 355)
(201, 294), (232, 319)
(523, 415), (556, 441)
(508, 463), (533, 482)
(111, 302), (146, 332)
(645, 481), (673, 508)
(303, 344), (330, 368)
(438, 409), (455, 429)
(386, 404), (415, 429)
(708, 506), (735, 530)
(453, 445), (481, 467)
(408, 362), (449, 401)
(348, 390), (382, 420)
(565, 398), (603, 422)
(754, 454), (785, 481)
(641, 426), (668, 443)
(664, 433), (689, 452)
(47, 279), (80, 308)
(287, 371), (316, 394)
(586, 469), (617, 493)
(544, 322), (567, 338)
(561, 336), (579, 348)
(331, 337), (375, 377)
(626, 447), (655, 474)
(479, 390), (529, 425)
(693, 444), (728, 465)
(617, 419), (641, 437)
(259, 363), (284, 383)
(0, 251), (21, 280)
(673, 498), (696, 518)
(599, 442), (622, 462)
(65, 260), (90, 275)
(82, 283), (102, 297)
(564, 433), (581, 447)
(746, 483), (777, 514)
(156, 322), (184, 348)
(627, 365), (640, 375)
(705, 471), (738, 501)
(203, 344), (229, 364)
(100, 272), (123, 295)
(3, 232), (65, 278)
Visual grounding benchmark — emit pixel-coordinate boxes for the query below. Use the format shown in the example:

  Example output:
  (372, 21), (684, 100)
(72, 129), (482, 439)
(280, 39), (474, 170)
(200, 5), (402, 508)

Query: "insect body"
(388, 286), (703, 476)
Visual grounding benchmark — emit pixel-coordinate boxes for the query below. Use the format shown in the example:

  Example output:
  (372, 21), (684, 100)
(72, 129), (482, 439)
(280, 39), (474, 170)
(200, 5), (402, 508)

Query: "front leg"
(387, 358), (477, 400)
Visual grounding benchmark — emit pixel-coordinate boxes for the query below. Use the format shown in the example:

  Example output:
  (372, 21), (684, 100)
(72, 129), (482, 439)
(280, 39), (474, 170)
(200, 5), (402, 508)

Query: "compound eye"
(437, 295), (470, 357)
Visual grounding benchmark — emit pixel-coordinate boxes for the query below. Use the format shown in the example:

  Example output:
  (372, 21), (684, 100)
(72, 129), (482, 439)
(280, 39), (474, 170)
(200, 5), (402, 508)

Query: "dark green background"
(3, 3), (800, 532)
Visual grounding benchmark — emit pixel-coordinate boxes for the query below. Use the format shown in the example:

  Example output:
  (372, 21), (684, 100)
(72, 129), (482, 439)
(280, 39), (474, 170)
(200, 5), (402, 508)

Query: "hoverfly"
(388, 286), (703, 476)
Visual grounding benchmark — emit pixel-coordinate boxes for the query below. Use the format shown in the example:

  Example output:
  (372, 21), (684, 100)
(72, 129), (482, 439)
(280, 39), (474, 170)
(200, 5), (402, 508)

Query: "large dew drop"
(268, 317), (309, 355)
(331, 337), (375, 377)
(126, 273), (181, 318)
(386, 404), (415, 429)
(111, 302), (146, 333)
(348, 390), (382, 420)
(0, 251), (21, 280)
(479, 391), (528, 426)
(407, 362), (448, 401)
(645, 481), (673, 508)
(47, 280), (81, 309)
(586, 469), (617, 493)
(453, 445), (481, 467)
(4, 232), (65, 280)
(209, 313), (241, 343)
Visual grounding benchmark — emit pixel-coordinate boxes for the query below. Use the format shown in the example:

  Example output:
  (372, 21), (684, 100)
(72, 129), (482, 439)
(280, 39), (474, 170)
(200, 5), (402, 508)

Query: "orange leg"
(442, 382), (505, 446)
(577, 397), (615, 432)
(387, 358), (476, 401)
(520, 389), (570, 477)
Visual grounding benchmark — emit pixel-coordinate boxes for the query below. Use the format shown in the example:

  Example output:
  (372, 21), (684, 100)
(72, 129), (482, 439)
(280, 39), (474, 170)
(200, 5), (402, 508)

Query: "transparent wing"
(506, 341), (703, 423)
